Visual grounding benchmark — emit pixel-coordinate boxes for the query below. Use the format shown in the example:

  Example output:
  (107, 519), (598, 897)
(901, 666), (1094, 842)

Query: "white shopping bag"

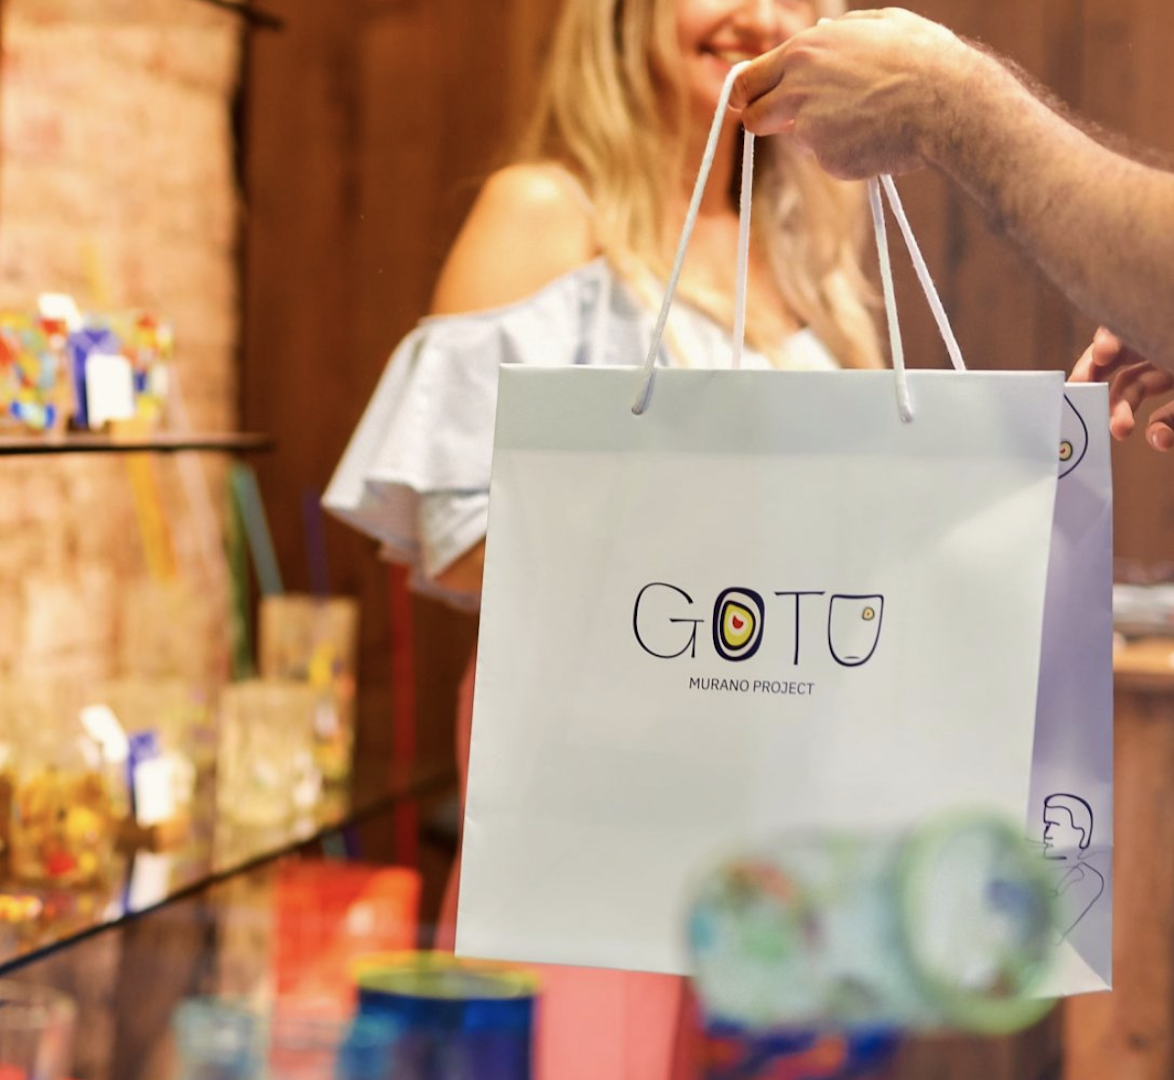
(1030, 383), (1114, 996)
(457, 363), (1065, 975)
(454, 69), (1076, 975)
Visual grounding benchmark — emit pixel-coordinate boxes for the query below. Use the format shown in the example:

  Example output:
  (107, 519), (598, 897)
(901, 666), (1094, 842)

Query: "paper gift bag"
(873, 174), (1115, 996)
(870, 177), (1116, 995)
(1030, 384), (1114, 996)
(452, 64), (1078, 975)
(456, 362), (1065, 975)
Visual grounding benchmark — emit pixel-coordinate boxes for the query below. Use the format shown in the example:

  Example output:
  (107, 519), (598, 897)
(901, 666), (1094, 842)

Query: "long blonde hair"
(514, 0), (882, 369)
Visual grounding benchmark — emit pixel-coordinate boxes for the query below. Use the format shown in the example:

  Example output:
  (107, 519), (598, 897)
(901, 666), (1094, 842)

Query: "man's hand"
(1070, 327), (1174, 450)
(729, 9), (973, 179)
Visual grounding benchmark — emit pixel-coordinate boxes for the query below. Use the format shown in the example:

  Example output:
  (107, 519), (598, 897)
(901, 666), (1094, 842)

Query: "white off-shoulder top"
(324, 257), (838, 610)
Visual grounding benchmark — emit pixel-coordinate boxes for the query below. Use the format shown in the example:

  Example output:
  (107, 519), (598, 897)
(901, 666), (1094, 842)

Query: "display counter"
(1062, 638), (1174, 1080)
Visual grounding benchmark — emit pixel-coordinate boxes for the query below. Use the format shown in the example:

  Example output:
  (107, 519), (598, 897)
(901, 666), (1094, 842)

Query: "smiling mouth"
(706, 49), (760, 65)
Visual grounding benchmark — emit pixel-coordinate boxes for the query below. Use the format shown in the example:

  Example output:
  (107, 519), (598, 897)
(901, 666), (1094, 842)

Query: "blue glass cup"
(352, 951), (538, 1080)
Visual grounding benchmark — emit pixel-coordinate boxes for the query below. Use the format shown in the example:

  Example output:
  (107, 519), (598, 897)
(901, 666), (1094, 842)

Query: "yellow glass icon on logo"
(1059, 440), (1073, 462)
(722, 602), (756, 650)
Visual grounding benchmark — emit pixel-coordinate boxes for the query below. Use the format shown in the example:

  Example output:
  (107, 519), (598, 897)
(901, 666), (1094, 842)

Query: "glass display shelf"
(0, 432), (274, 456)
(0, 759), (455, 976)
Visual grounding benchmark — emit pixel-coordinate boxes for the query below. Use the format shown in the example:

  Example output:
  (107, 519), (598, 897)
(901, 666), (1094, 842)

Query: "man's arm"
(731, 9), (1174, 373)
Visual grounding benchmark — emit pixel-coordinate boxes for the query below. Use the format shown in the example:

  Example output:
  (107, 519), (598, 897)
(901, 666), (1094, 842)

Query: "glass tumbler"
(266, 1001), (350, 1080)
(4, 681), (121, 887)
(215, 679), (320, 827)
(353, 951), (538, 1080)
(0, 981), (76, 1080)
(258, 594), (359, 788)
(172, 996), (264, 1080)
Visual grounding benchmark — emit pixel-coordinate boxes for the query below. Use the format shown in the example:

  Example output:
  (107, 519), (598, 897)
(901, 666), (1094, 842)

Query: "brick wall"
(0, 0), (243, 692)
(0, 4), (245, 1076)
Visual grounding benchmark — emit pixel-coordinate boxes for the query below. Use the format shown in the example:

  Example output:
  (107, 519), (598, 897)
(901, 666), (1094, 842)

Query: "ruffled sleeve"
(324, 261), (618, 608)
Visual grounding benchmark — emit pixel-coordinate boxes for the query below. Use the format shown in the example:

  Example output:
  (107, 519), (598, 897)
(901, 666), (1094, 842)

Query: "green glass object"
(687, 809), (1058, 1036)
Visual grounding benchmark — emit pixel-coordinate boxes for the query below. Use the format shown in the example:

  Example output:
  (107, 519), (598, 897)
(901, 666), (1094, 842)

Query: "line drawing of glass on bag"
(1041, 792), (1105, 942)
(827, 593), (884, 667)
(1059, 394), (1089, 478)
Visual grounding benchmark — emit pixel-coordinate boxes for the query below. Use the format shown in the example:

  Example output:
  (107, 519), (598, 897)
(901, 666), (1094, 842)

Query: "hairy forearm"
(924, 53), (1174, 371)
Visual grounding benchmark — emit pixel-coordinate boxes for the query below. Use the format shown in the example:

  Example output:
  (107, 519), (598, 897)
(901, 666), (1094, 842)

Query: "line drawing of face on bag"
(1059, 394), (1088, 479)
(1042, 792), (1105, 940)
(827, 594), (883, 667)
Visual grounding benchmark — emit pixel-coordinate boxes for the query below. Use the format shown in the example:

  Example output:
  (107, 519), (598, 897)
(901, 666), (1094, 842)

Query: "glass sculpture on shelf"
(0, 293), (172, 436)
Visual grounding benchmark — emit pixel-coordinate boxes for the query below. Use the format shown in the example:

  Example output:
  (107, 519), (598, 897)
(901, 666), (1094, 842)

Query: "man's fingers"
(1089, 327), (1121, 371)
(1089, 326), (1149, 378)
(729, 45), (790, 111)
(1146, 399), (1174, 451)
(740, 95), (799, 136)
(1108, 396), (1137, 440)
(1101, 360), (1174, 441)
(1112, 362), (1174, 415)
(1069, 343), (1096, 383)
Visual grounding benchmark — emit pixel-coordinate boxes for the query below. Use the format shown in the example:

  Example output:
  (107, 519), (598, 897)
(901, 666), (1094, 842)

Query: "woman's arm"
(429, 163), (598, 315)
(435, 541), (487, 596)
(428, 163), (598, 596)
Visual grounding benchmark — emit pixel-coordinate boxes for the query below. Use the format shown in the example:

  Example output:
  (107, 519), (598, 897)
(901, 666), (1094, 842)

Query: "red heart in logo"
(731, 615), (745, 631)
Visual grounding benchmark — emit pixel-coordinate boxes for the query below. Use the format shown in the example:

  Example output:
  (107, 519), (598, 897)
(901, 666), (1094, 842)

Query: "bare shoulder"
(429, 162), (599, 316)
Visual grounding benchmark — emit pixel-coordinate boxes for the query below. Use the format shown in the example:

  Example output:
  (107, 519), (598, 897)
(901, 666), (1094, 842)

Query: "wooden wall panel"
(242, 0), (366, 586)
(863, 0), (1174, 566)
(239, 0), (393, 809)
(1064, 0), (1174, 1073)
(240, 0), (562, 869)
(1079, 0), (1174, 566)
(1063, 682), (1174, 1080)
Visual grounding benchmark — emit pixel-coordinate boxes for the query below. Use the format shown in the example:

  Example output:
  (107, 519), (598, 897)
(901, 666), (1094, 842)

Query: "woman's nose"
(731, 0), (778, 28)
(730, 0), (806, 44)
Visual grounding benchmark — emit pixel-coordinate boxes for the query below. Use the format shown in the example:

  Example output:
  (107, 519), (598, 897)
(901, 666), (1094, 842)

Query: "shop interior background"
(0, 0), (1172, 1078)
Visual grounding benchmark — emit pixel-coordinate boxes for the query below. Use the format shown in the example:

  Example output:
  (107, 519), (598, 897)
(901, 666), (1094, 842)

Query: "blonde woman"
(329, 0), (882, 1075)
(426, 0), (881, 600)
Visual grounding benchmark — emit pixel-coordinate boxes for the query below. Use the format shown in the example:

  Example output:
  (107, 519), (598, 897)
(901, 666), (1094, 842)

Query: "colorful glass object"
(352, 951), (537, 1080)
(703, 1024), (900, 1080)
(0, 297), (174, 434)
(0, 312), (68, 433)
(687, 810), (1058, 1037)
(4, 683), (122, 888)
